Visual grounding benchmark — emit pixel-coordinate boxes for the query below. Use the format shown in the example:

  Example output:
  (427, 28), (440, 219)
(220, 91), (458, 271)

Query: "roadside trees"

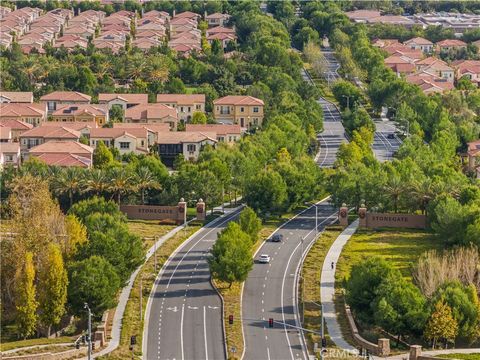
(209, 223), (253, 287)
(424, 300), (458, 348)
(15, 252), (38, 339)
(238, 206), (262, 245)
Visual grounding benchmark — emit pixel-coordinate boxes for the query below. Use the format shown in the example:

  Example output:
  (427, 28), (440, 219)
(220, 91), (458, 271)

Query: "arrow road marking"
(188, 306), (198, 310)
(207, 305), (219, 310)
(167, 306), (178, 312)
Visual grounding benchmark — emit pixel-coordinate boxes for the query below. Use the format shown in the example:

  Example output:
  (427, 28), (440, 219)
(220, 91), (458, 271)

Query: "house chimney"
(173, 9), (176, 17)
(204, 10), (207, 19)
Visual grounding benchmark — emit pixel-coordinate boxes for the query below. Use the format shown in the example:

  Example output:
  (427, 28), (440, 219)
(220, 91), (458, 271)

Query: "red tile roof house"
(0, 91), (33, 103)
(436, 39), (467, 53)
(0, 119), (33, 141)
(40, 120), (98, 137)
(452, 60), (480, 85)
(28, 141), (94, 168)
(53, 35), (89, 51)
(112, 122), (170, 144)
(372, 38), (400, 48)
(205, 13), (231, 28)
(98, 93), (149, 112)
(403, 37), (434, 53)
(133, 37), (163, 51)
(0, 103), (47, 127)
(40, 91), (91, 113)
(415, 57), (454, 82)
(156, 131), (217, 166)
(185, 124), (241, 144)
(207, 32), (236, 49)
(466, 140), (480, 178)
(90, 127), (151, 155)
(19, 125), (81, 153)
(124, 103), (178, 129)
(406, 73), (454, 94)
(173, 11), (201, 22)
(384, 55), (416, 76)
(0, 141), (21, 168)
(156, 94), (205, 122)
(0, 125), (12, 142)
(142, 10), (170, 23)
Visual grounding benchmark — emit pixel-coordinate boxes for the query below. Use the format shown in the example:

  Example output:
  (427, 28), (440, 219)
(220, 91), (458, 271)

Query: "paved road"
(143, 208), (242, 360)
(372, 121), (402, 162)
(242, 199), (338, 360)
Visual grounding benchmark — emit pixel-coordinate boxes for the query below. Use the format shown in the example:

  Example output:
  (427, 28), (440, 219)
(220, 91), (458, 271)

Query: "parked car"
(259, 254), (270, 263)
(270, 234), (283, 242)
(387, 133), (395, 139)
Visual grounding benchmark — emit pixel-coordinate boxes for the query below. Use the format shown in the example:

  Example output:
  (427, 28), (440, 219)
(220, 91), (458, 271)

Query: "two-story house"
(0, 119), (33, 141)
(205, 13), (231, 27)
(415, 57), (454, 82)
(50, 104), (109, 126)
(98, 93), (149, 112)
(40, 91), (91, 113)
(89, 127), (150, 155)
(185, 124), (241, 144)
(124, 103), (178, 129)
(403, 37), (433, 53)
(156, 94), (205, 122)
(0, 103), (47, 126)
(213, 95), (264, 129)
(19, 125), (81, 153)
(0, 91), (33, 103)
(156, 131), (217, 167)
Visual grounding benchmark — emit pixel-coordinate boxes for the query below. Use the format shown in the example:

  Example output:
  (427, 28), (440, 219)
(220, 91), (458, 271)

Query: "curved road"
(143, 208), (242, 360)
(242, 199), (337, 360)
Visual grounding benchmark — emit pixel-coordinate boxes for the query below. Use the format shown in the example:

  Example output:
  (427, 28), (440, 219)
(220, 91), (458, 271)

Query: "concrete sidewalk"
(320, 219), (359, 352)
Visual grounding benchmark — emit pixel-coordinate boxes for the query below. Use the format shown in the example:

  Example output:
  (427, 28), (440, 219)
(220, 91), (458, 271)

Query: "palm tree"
(134, 167), (161, 204)
(83, 169), (108, 196)
(107, 167), (133, 205)
(383, 174), (405, 213)
(410, 178), (435, 215)
(51, 167), (85, 208)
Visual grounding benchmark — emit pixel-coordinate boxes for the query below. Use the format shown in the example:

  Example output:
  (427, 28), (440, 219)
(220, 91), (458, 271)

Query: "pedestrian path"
(320, 219), (359, 351)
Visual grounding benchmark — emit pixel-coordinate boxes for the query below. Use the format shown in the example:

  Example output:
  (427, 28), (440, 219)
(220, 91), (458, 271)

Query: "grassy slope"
(333, 228), (442, 348)
(438, 354), (480, 360)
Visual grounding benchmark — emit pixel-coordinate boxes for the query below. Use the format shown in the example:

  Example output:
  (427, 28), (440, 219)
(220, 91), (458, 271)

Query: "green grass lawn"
(438, 354), (480, 360)
(127, 220), (176, 250)
(0, 336), (77, 352)
(333, 228), (443, 349)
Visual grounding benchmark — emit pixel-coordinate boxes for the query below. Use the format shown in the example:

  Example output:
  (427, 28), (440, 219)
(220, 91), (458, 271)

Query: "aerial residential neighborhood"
(0, 2), (479, 360)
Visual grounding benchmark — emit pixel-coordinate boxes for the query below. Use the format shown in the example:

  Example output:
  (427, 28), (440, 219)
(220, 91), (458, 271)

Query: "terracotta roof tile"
(0, 91), (33, 103)
(40, 91), (91, 102)
(29, 140), (93, 154)
(156, 94), (205, 105)
(213, 95), (264, 106)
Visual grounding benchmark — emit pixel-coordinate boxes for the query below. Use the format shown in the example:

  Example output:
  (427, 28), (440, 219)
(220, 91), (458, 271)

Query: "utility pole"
(84, 303), (92, 360)
(315, 205), (318, 237)
(320, 303), (325, 360)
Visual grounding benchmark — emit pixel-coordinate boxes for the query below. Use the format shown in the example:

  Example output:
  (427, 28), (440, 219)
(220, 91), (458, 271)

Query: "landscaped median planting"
(299, 226), (343, 351)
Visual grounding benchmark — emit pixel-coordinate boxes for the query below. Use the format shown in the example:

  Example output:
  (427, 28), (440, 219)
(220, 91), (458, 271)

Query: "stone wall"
(345, 304), (390, 356)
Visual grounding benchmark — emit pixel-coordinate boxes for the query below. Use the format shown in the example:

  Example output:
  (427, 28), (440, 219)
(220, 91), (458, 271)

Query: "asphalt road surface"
(372, 121), (402, 162)
(242, 199), (337, 360)
(143, 208), (242, 360)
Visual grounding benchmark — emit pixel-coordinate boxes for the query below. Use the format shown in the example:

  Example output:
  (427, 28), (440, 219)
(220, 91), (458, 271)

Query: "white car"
(259, 254), (270, 263)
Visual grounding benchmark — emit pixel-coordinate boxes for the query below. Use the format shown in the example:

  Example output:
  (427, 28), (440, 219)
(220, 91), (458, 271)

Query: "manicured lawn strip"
(333, 228), (442, 349)
(126, 220), (176, 250)
(215, 208), (310, 360)
(101, 225), (201, 360)
(438, 354), (480, 360)
(0, 336), (77, 352)
(300, 226), (342, 351)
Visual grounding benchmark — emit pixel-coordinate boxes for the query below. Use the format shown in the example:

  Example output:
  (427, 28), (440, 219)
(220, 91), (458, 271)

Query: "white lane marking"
(281, 241), (302, 360)
(180, 304), (185, 360)
(267, 347), (271, 360)
(203, 306), (208, 360)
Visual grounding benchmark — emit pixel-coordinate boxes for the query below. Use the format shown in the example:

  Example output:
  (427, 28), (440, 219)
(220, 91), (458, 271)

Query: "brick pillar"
(377, 338), (390, 357)
(409, 345), (422, 360)
(338, 203), (349, 227)
(358, 205), (367, 228)
(94, 330), (105, 347)
(196, 199), (206, 221)
(177, 198), (187, 225)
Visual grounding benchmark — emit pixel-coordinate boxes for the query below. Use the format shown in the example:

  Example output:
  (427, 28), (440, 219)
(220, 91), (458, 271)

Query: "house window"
(180, 106), (184, 112)
(187, 144), (196, 152)
(5, 154), (13, 162)
(218, 136), (225, 142)
(229, 136), (232, 142)
(253, 107), (259, 113)
(141, 140), (145, 147)
(120, 142), (130, 149)
(47, 101), (56, 111)
(240, 107), (244, 113)
(188, 107), (191, 112)
(196, 104), (201, 110)
(220, 106), (230, 115)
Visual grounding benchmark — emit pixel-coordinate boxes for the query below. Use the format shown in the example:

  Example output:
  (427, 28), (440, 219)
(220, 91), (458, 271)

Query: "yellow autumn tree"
(15, 252), (38, 339)
(424, 300), (458, 348)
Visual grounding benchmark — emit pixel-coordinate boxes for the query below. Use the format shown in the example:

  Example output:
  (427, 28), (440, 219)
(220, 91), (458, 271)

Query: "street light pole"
(342, 95), (350, 109)
(315, 205), (318, 237)
(320, 303), (325, 360)
(84, 303), (92, 360)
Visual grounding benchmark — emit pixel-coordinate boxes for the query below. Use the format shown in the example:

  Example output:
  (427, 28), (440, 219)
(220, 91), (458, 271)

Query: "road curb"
(142, 205), (244, 359)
